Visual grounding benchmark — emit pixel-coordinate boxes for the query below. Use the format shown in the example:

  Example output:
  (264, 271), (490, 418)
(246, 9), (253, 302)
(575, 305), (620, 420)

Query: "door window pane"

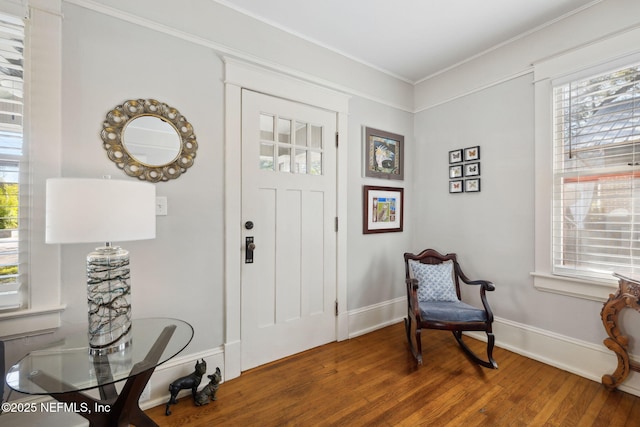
(295, 149), (307, 174)
(278, 119), (291, 143)
(260, 114), (274, 141)
(278, 146), (291, 172)
(296, 122), (307, 147)
(260, 143), (274, 170)
(310, 152), (322, 176)
(310, 125), (322, 149)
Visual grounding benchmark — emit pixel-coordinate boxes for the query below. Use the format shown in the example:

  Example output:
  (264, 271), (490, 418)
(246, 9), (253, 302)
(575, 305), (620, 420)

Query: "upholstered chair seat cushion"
(419, 300), (487, 323)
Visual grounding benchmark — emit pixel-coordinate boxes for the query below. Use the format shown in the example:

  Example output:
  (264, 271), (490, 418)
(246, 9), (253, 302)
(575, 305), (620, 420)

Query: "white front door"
(240, 89), (338, 371)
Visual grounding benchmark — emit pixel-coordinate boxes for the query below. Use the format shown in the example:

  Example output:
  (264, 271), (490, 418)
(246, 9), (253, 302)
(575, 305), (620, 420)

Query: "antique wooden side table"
(601, 273), (640, 390)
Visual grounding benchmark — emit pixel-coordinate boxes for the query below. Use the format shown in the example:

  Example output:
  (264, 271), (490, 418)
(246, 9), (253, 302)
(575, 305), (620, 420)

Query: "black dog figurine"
(194, 367), (222, 406)
(165, 359), (207, 416)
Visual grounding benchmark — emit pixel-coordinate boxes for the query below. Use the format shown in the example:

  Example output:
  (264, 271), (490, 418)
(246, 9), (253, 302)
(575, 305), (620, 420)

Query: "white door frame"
(223, 57), (350, 380)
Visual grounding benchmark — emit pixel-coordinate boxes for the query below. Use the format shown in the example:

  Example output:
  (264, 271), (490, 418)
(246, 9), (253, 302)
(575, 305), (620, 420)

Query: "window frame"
(551, 64), (640, 281)
(0, 0), (64, 338)
(533, 27), (640, 302)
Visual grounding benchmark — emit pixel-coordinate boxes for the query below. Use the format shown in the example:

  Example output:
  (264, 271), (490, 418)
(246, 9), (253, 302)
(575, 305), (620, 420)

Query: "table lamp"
(45, 177), (156, 354)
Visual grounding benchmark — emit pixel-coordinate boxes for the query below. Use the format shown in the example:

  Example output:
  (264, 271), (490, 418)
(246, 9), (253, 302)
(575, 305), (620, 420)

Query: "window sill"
(531, 272), (617, 302)
(0, 305), (65, 339)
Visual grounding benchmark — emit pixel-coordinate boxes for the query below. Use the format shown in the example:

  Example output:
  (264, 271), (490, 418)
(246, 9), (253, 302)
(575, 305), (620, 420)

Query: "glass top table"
(6, 317), (193, 427)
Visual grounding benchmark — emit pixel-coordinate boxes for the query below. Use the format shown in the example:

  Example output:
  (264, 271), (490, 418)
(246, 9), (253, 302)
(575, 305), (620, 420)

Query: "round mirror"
(123, 116), (181, 165)
(101, 99), (198, 182)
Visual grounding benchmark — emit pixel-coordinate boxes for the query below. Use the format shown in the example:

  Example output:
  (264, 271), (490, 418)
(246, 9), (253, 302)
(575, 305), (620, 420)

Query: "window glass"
(0, 13), (23, 311)
(553, 63), (640, 279)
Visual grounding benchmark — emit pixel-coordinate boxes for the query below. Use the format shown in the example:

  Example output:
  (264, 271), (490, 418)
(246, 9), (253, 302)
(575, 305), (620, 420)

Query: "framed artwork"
(449, 165), (463, 179)
(464, 146), (480, 161)
(364, 127), (404, 180)
(363, 185), (404, 234)
(464, 162), (480, 177)
(448, 146), (482, 193)
(449, 180), (463, 193)
(465, 178), (481, 193)
(449, 149), (463, 164)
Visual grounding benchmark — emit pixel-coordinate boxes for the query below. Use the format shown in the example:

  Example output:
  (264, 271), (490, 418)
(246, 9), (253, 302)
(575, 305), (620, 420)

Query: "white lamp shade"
(46, 178), (156, 244)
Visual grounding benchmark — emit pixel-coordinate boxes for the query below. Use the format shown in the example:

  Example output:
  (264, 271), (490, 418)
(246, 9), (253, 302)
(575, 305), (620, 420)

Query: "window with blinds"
(0, 13), (24, 311)
(553, 63), (640, 280)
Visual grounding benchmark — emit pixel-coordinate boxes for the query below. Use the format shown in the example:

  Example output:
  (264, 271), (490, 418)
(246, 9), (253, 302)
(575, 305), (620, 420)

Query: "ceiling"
(215, 0), (601, 83)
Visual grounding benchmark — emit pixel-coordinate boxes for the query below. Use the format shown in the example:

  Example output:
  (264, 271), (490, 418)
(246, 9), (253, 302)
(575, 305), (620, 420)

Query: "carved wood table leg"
(601, 274), (640, 390)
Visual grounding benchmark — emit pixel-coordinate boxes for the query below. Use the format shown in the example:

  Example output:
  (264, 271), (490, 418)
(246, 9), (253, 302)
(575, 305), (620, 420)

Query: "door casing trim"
(223, 57), (350, 380)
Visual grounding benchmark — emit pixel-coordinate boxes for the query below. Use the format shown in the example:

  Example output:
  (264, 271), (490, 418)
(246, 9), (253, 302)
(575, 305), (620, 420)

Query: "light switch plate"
(156, 196), (168, 216)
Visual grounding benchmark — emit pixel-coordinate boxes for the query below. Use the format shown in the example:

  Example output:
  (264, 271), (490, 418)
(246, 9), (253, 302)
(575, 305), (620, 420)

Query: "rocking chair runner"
(404, 249), (498, 369)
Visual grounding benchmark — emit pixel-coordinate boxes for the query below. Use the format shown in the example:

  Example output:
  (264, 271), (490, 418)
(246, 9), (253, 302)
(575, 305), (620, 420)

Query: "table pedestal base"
(29, 324), (176, 427)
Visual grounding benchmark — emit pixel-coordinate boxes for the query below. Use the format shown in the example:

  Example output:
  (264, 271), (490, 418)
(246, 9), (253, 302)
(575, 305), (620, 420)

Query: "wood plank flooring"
(146, 322), (640, 426)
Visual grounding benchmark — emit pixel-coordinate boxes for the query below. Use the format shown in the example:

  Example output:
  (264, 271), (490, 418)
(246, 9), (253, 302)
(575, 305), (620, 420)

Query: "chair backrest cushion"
(408, 259), (458, 302)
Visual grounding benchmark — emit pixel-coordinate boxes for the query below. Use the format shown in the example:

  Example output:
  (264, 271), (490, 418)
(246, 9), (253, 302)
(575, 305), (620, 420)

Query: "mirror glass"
(101, 99), (198, 182)
(122, 116), (181, 165)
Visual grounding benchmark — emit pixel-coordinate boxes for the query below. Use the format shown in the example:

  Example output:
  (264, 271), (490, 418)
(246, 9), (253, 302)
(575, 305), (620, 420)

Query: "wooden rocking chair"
(404, 249), (498, 369)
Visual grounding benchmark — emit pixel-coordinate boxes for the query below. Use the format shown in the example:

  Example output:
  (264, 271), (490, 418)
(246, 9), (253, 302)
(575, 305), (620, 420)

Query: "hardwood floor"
(146, 322), (640, 426)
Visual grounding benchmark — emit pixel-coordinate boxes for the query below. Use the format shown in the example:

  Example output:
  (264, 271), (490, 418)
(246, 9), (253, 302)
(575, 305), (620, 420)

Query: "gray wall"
(412, 0), (640, 346)
(53, 0), (415, 358)
(5, 0), (640, 381)
(413, 74), (604, 343)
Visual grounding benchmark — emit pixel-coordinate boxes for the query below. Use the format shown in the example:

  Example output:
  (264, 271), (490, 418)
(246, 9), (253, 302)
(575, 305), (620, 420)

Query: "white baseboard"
(470, 317), (640, 397)
(347, 296), (406, 338)
(346, 297), (640, 397)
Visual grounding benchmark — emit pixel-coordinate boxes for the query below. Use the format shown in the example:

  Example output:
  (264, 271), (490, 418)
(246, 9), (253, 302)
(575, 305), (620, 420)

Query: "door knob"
(248, 242), (256, 251)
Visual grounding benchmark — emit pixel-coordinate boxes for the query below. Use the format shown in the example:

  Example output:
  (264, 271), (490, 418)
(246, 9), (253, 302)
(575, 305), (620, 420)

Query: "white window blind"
(553, 63), (640, 280)
(0, 12), (24, 311)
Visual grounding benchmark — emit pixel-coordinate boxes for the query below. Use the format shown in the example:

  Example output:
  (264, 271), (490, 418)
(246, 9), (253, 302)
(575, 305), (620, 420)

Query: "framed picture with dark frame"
(363, 185), (404, 234)
(449, 165), (463, 179)
(449, 149), (463, 164)
(465, 178), (481, 193)
(464, 146), (480, 161)
(364, 127), (404, 180)
(464, 162), (480, 177)
(449, 180), (463, 194)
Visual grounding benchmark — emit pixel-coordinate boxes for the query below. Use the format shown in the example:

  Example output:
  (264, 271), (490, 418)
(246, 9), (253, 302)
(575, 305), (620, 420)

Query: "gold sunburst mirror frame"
(101, 99), (198, 182)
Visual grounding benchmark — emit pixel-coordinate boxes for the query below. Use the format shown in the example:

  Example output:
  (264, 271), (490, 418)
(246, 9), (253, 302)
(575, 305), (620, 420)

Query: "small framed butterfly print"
(464, 146), (480, 161)
(449, 180), (463, 194)
(464, 162), (480, 177)
(449, 149), (463, 164)
(465, 178), (481, 193)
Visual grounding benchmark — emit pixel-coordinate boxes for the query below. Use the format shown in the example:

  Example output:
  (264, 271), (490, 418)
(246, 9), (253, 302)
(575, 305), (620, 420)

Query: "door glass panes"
(295, 149), (307, 174)
(296, 122), (307, 147)
(260, 114), (324, 175)
(278, 118), (291, 143)
(260, 114), (275, 171)
(310, 125), (322, 149)
(278, 146), (291, 172)
(310, 152), (322, 176)
(260, 143), (274, 171)
(260, 114), (274, 141)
